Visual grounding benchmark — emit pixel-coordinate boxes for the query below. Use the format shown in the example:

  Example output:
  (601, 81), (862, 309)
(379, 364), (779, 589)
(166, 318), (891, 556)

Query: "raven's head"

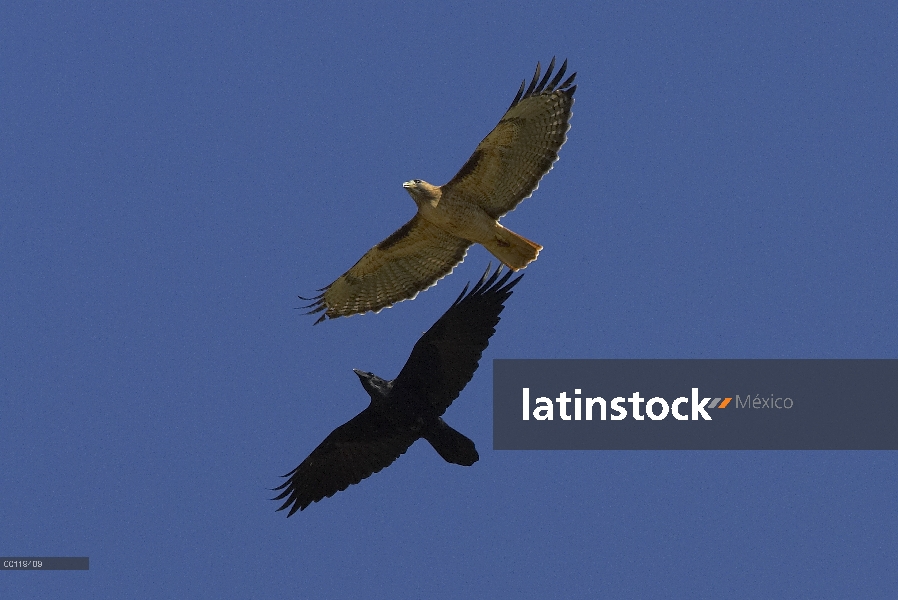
(353, 369), (393, 401)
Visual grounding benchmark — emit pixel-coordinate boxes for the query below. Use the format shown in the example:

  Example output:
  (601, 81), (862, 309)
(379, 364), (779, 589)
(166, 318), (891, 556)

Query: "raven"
(274, 266), (522, 515)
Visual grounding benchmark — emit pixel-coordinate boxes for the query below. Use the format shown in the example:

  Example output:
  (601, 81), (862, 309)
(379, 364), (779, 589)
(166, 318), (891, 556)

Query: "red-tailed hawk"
(275, 267), (522, 514)
(304, 58), (575, 324)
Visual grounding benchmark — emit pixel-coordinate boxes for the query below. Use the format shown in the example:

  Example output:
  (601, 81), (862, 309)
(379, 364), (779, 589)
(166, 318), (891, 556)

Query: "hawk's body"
(274, 267), (521, 515)
(305, 58), (575, 323)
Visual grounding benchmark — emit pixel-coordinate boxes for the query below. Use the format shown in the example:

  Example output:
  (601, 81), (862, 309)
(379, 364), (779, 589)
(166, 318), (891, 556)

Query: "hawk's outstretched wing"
(304, 215), (472, 324)
(272, 408), (418, 515)
(442, 58), (576, 219)
(392, 266), (523, 414)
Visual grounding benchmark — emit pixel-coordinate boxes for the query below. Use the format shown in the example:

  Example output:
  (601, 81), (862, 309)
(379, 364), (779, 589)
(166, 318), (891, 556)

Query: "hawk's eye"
(413, 179), (422, 184)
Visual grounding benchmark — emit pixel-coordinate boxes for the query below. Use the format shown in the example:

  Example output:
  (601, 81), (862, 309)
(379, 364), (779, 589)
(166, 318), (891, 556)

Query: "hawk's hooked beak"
(402, 181), (413, 189)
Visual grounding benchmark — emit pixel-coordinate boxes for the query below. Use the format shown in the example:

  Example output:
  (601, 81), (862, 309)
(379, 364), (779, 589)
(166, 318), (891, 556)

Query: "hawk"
(304, 58), (575, 323)
(274, 266), (522, 515)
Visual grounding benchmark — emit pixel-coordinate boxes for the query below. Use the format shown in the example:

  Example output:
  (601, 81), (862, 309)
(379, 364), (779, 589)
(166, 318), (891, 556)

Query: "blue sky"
(2, 1), (897, 598)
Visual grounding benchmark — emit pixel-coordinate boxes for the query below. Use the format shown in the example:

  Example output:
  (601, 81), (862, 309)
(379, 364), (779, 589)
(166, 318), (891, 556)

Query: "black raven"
(274, 266), (522, 515)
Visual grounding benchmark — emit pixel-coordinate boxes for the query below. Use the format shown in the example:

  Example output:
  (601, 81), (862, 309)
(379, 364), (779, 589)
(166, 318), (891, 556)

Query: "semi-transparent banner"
(493, 359), (898, 450)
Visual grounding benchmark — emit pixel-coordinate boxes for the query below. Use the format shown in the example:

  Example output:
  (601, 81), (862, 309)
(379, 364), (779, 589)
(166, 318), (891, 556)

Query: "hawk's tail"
(484, 224), (542, 271)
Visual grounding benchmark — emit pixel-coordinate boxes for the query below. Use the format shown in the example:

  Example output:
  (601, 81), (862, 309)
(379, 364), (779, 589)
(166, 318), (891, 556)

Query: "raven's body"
(274, 267), (521, 515)
(352, 370), (480, 467)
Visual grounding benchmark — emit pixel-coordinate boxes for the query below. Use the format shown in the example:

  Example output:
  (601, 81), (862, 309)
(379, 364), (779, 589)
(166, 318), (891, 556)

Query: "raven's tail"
(423, 418), (479, 466)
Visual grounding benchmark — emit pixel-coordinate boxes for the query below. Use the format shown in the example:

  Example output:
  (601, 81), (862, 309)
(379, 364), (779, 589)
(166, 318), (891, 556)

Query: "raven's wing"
(273, 407), (418, 516)
(303, 215), (472, 323)
(441, 58), (576, 219)
(392, 265), (522, 414)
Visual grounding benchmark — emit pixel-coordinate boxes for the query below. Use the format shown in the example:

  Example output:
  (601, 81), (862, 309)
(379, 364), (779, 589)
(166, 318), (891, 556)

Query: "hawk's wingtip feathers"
(298, 293), (330, 324)
(509, 57), (576, 110)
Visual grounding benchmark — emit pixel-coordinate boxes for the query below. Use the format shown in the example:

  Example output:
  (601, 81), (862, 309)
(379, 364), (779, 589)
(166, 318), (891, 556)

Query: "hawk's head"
(402, 179), (440, 207)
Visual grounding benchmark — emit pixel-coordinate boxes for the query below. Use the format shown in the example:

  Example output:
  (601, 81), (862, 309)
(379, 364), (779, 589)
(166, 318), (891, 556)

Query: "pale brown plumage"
(304, 58), (575, 324)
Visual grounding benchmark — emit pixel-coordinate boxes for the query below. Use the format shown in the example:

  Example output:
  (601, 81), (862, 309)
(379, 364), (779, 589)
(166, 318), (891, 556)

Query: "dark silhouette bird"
(304, 58), (574, 323)
(274, 266), (522, 515)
